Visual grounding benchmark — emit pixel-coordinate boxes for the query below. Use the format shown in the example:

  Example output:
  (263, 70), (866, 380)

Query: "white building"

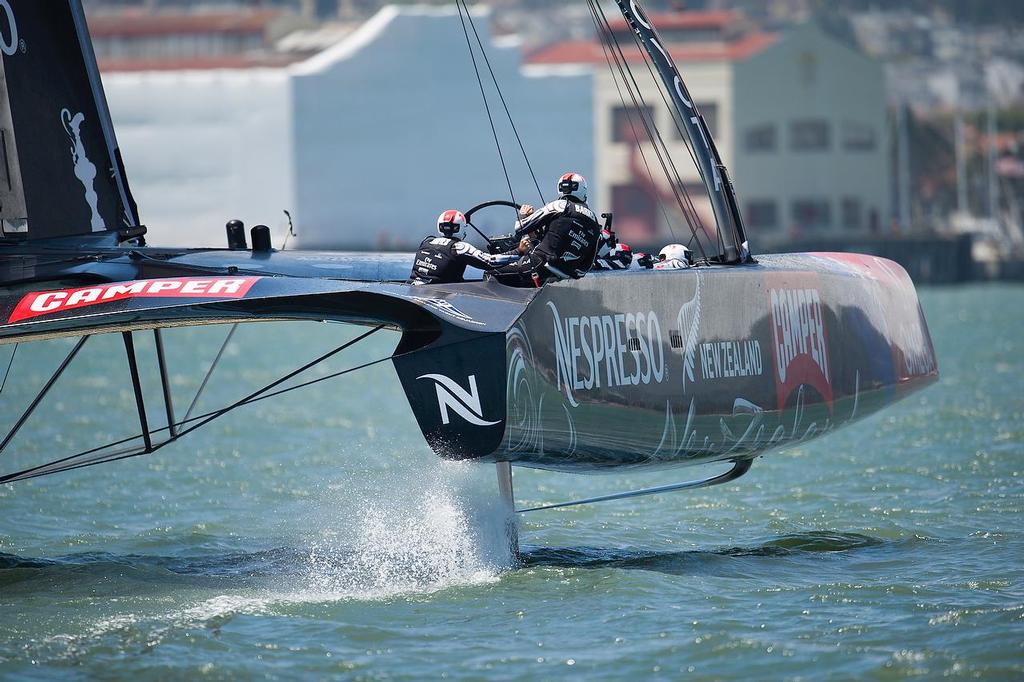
(734, 23), (889, 241)
(524, 11), (889, 247)
(102, 5), (593, 249)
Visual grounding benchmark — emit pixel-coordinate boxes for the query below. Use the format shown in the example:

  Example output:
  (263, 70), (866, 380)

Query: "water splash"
(300, 460), (515, 600)
(14, 460), (518, 662)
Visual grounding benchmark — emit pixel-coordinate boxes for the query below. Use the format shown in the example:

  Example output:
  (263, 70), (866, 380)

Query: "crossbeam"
(0, 336), (90, 455)
(0, 326), (387, 484)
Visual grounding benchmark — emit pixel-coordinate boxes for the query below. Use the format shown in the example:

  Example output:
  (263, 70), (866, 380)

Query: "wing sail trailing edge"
(0, 0), (140, 241)
(611, 0), (749, 262)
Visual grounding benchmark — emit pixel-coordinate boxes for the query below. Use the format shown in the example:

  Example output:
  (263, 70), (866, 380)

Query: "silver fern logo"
(676, 275), (701, 393)
(61, 109), (105, 232)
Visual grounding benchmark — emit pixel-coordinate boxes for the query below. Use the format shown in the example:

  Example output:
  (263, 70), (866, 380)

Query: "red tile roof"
(86, 11), (282, 39)
(525, 32), (777, 67)
(98, 55), (302, 72)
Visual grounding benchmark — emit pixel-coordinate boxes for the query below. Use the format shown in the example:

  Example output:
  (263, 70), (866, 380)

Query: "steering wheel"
(463, 200), (526, 254)
(464, 199), (522, 224)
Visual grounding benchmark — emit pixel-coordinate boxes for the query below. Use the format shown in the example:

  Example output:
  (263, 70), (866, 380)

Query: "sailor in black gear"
(409, 210), (518, 285)
(591, 227), (633, 270)
(489, 173), (602, 288)
(595, 243), (634, 270)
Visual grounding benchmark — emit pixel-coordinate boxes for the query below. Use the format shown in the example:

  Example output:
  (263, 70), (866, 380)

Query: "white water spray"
(301, 460), (516, 599)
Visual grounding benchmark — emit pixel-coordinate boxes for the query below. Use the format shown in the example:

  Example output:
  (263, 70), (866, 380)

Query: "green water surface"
(0, 284), (1021, 679)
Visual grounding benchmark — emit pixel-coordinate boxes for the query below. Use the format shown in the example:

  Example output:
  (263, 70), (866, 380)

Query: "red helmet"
(436, 210), (467, 239)
(557, 172), (588, 203)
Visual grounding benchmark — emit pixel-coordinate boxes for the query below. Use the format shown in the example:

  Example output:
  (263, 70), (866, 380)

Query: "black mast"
(613, 0), (749, 263)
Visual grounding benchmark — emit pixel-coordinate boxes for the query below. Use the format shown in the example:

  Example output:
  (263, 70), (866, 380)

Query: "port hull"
(486, 252), (938, 472)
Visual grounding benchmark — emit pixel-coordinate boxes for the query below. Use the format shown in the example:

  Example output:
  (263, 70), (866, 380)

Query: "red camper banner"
(8, 277), (261, 324)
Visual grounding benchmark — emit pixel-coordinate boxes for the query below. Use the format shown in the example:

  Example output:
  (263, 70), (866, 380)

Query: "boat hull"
(483, 252), (937, 472)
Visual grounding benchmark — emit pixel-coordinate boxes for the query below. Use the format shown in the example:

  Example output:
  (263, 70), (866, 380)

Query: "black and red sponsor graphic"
(768, 286), (833, 411)
(8, 277), (261, 323)
(815, 253), (936, 382)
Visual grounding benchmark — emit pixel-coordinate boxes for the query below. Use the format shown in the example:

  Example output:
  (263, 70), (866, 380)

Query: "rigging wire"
(626, 33), (720, 255)
(183, 323), (239, 423)
(590, 0), (700, 252)
(456, 0), (518, 208)
(0, 344), (17, 394)
(586, 2), (674, 243)
(591, 0), (710, 260)
(458, 0), (545, 205)
(173, 326), (385, 441)
(618, 10), (715, 223)
(0, 336), (90, 456)
(0, 327), (390, 483)
(587, 0), (710, 262)
(611, 2), (731, 257)
(281, 210), (296, 250)
(4, 355), (395, 483)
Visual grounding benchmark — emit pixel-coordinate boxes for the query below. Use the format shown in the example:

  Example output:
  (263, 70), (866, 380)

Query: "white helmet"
(437, 209), (467, 239)
(557, 172), (588, 203)
(659, 243), (690, 263)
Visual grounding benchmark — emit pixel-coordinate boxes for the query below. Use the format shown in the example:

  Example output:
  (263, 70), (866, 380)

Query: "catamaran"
(0, 1), (937, 539)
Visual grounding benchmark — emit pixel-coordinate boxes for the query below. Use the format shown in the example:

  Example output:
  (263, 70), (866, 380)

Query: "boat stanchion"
(250, 225), (272, 253)
(225, 219), (247, 250)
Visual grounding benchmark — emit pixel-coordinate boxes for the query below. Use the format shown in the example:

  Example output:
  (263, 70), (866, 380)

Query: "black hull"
(0, 244), (936, 478)
(398, 253), (938, 473)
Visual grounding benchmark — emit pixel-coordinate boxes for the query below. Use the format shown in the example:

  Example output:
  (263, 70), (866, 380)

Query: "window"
(674, 102), (718, 139)
(745, 200), (778, 231)
(611, 184), (657, 240)
(842, 121), (877, 151)
(841, 197), (863, 230)
(792, 199), (831, 231)
(612, 105), (654, 143)
(744, 124), (776, 152)
(790, 119), (830, 151)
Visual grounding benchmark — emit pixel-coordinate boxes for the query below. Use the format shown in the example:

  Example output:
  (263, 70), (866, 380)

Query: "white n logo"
(417, 374), (500, 427)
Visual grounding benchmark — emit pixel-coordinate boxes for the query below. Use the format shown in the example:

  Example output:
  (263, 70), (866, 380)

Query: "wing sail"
(612, 0), (748, 262)
(0, 0), (140, 241)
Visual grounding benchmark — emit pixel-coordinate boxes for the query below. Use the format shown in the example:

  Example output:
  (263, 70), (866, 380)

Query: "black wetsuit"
(408, 236), (517, 285)
(489, 198), (602, 287)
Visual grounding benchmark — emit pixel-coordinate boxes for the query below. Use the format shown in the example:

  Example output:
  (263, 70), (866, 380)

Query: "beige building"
(525, 11), (889, 248)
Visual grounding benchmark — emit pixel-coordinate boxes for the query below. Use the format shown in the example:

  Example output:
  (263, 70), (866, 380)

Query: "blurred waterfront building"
(97, 5), (592, 249)
(524, 10), (889, 247)
(87, 9), (307, 70)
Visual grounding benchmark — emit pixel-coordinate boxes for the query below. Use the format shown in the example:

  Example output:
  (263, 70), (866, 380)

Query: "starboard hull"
(400, 252), (938, 473)
(0, 245), (937, 480)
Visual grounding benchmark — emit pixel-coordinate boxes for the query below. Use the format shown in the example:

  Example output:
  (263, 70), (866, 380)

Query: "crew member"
(592, 227), (633, 270)
(653, 243), (692, 270)
(600, 243), (634, 270)
(409, 210), (518, 285)
(489, 173), (602, 287)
